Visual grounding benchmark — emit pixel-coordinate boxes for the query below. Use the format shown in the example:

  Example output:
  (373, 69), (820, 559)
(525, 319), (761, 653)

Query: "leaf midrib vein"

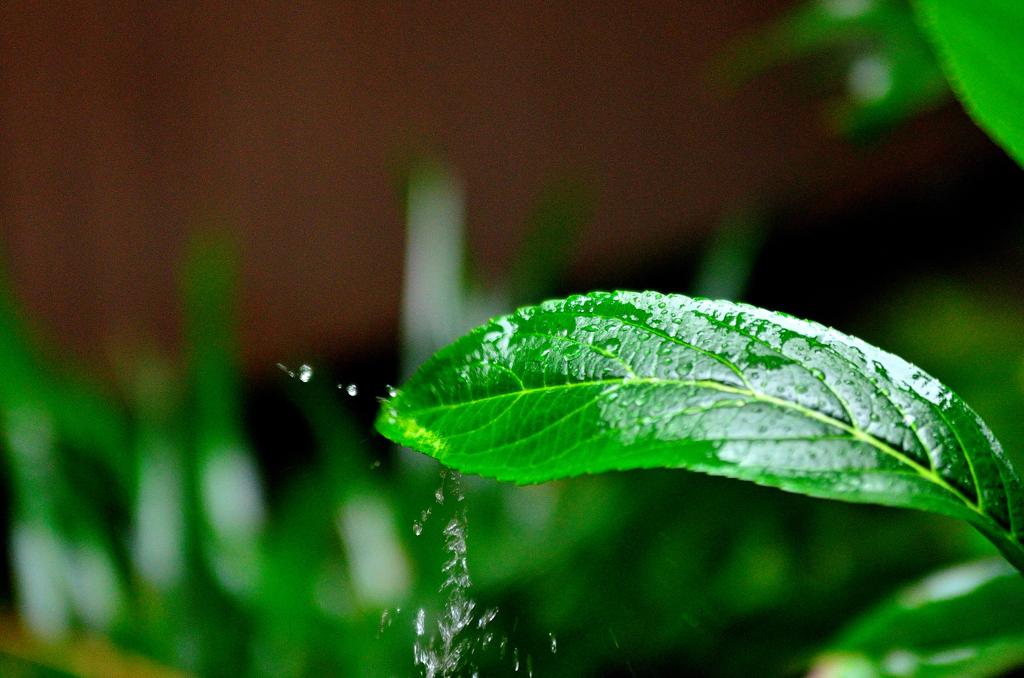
(595, 306), (998, 523)
(407, 375), (985, 519)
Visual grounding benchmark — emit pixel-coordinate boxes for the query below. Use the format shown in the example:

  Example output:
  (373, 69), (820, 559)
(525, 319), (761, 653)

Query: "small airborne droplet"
(345, 383), (358, 396)
(298, 364), (313, 382)
(386, 384), (398, 398)
(550, 633), (557, 653)
(514, 647), (520, 671)
(276, 363), (295, 378)
(413, 522), (423, 536)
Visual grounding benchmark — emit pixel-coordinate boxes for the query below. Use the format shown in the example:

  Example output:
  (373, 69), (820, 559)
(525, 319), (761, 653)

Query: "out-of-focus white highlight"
(12, 523), (70, 641)
(201, 446), (266, 542)
(821, 0), (872, 19)
(338, 495), (411, 606)
(200, 446), (266, 597)
(848, 54), (893, 103)
(133, 441), (186, 589)
(900, 558), (1014, 608)
(401, 165), (466, 377)
(67, 542), (124, 631)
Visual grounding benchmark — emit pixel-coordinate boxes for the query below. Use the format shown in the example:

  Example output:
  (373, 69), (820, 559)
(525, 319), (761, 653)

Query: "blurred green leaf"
(720, 0), (949, 137)
(808, 558), (1024, 677)
(376, 291), (1024, 571)
(180, 227), (245, 454)
(0, 653), (78, 678)
(508, 178), (593, 307)
(914, 0), (1024, 167)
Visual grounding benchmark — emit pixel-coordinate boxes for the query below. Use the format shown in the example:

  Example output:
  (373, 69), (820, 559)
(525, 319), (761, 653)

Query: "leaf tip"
(374, 398), (449, 460)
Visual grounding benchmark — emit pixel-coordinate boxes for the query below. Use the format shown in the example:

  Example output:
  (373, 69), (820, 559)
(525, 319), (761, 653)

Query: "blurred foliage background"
(1, 1), (1024, 677)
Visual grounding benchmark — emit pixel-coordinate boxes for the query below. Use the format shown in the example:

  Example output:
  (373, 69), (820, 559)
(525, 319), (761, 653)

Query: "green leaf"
(376, 291), (1024, 571)
(809, 558), (1024, 677)
(913, 0), (1024, 167)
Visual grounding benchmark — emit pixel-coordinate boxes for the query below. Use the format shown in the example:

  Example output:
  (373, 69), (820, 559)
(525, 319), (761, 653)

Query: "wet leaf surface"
(377, 291), (1024, 571)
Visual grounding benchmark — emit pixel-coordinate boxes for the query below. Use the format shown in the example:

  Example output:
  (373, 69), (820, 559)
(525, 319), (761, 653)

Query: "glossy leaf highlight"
(376, 291), (1024, 571)
(808, 558), (1024, 677)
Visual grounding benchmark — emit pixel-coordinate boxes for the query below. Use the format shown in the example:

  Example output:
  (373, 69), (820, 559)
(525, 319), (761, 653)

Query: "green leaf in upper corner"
(912, 0), (1024, 168)
(808, 558), (1024, 677)
(375, 291), (1024, 571)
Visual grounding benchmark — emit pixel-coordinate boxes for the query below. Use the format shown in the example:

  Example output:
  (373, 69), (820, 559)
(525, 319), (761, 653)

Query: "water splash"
(416, 608), (427, 636)
(414, 471), (484, 678)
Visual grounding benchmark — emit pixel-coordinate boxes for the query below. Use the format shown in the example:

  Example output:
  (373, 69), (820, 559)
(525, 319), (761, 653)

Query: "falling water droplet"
(500, 638), (508, 658)
(514, 647), (520, 671)
(550, 633), (557, 653)
(413, 522), (423, 536)
(386, 384), (398, 398)
(369, 460), (381, 469)
(298, 364), (313, 382)
(435, 470), (447, 504)
(346, 383), (358, 396)
(478, 608), (498, 628)
(276, 363), (295, 378)
(379, 609), (391, 635)
(527, 654), (533, 677)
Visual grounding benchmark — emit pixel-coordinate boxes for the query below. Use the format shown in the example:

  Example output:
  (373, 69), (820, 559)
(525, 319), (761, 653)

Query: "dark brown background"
(0, 1), (992, 369)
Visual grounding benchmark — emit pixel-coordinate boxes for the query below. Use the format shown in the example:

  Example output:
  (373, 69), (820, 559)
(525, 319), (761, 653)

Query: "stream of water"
(412, 470), (480, 678)
(400, 469), (553, 677)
